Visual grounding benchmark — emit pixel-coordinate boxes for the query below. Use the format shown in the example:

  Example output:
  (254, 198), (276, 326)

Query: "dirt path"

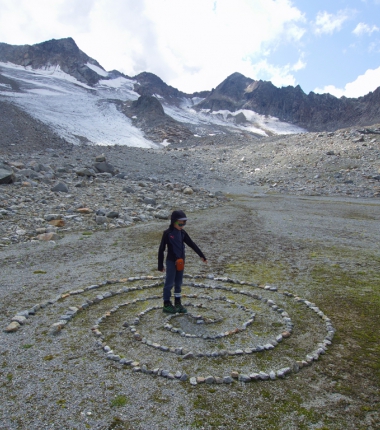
(1, 192), (379, 429)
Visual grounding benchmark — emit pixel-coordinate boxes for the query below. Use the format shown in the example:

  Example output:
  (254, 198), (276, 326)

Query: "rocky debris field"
(1, 124), (380, 248)
(0, 149), (227, 248)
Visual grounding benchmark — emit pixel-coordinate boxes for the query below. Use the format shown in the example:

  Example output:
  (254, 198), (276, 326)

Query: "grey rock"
(180, 373), (188, 382)
(143, 197), (156, 205)
(182, 352), (194, 359)
(76, 167), (96, 177)
(154, 210), (170, 220)
(93, 161), (116, 175)
(95, 216), (108, 225)
(0, 162), (15, 184)
(205, 376), (215, 384)
(238, 374), (251, 382)
(106, 211), (119, 219)
(51, 182), (69, 193)
(95, 154), (106, 162)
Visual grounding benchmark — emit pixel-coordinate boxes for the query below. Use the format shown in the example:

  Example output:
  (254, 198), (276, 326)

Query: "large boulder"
(0, 162), (15, 184)
(93, 161), (116, 175)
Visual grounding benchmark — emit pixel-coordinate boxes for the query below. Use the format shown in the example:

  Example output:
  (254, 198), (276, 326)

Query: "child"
(158, 210), (207, 313)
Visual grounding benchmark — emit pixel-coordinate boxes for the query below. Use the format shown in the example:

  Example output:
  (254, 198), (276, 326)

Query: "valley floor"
(1, 191), (379, 430)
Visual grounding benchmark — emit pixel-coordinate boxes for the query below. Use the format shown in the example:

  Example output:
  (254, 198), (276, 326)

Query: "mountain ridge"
(1, 37), (380, 147)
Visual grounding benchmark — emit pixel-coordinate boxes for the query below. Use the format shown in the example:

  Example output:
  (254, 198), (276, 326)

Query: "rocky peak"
(195, 72), (380, 132)
(0, 37), (106, 86)
(133, 71), (211, 101)
(196, 72), (254, 111)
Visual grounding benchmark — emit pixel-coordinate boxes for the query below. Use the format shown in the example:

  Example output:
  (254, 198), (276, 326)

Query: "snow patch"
(86, 62), (108, 77)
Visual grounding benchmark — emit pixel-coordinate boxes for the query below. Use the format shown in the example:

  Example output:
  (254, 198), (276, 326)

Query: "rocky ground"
(0, 126), (380, 429)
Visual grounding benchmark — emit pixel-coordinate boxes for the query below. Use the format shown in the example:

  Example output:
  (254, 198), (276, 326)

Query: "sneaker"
(175, 303), (187, 314)
(163, 302), (177, 314)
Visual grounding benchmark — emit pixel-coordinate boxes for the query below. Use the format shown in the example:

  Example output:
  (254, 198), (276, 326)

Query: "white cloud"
(0, 0), (306, 92)
(314, 66), (380, 98)
(353, 22), (379, 36)
(314, 10), (351, 35)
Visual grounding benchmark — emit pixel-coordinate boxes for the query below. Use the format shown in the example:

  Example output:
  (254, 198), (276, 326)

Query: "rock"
(123, 186), (135, 193)
(223, 376), (233, 384)
(95, 154), (106, 162)
(143, 197), (156, 205)
(37, 232), (60, 241)
(0, 162), (15, 184)
(51, 182), (69, 192)
(182, 352), (194, 359)
(95, 216), (109, 225)
(93, 161), (116, 175)
(5, 321), (21, 332)
(205, 376), (215, 384)
(76, 168), (96, 177)
(106, 211), (119, 218)
(238, 374), (251, 382)
(44, 214), (62, 221)
(17, 169), (42, 180)
(48, 219), (65, 227)
(76, 208), (92, 214)
(190, 377), (197, 386)
(180, 373), (188, 382)
(183, 187), (194, 195)
(11, 315), (27, 325)
(154, 210), (170, 220)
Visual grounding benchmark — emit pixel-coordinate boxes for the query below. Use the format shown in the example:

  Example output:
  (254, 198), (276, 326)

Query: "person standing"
(158, 210), (207, 314)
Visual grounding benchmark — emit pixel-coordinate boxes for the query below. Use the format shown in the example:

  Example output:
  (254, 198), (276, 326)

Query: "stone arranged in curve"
(3, 274), (335, 385)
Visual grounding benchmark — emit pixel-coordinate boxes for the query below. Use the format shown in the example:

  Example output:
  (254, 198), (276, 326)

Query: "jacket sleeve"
(183, 231), (206, 260)
(158, 231), (167, 270)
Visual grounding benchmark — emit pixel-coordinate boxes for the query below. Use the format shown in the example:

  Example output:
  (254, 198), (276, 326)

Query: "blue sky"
(0, 0), (379, 97)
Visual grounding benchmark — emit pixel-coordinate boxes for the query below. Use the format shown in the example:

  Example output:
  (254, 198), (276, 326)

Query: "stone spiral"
(5, 274), (335, 386)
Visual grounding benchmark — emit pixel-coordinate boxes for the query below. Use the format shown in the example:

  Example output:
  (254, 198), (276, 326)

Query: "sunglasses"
(177, 222), (186, 227)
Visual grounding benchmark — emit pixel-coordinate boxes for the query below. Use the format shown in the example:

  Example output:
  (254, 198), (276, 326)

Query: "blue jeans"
(163, 259), (184, 302)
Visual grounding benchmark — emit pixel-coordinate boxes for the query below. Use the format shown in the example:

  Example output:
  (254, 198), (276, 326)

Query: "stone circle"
(4, 274), (335, 386)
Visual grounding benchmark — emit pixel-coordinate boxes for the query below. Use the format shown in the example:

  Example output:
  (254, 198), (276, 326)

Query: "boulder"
(76, 167), (96, 177)
(37, 232), (60, 241)
(183, 187), (194, 195)
(95, 154), (106, 162)
(51, 182), (69, 192)
(0, 163), (15, 184)
(48, 220), (65, 227)
(5, 321), (21, 332)
(93, 161), (116, 175)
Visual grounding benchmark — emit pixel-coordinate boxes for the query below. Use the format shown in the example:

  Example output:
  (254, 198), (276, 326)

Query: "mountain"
(1, 37), (379, 149)
(0, 37), (106, 86)
(196, 72), (380, 132)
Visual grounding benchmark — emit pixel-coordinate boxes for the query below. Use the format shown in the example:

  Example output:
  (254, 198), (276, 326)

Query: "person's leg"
(163, 260), (176, 312)
(174, 268), (187, 313)
(173, 269), (184, 302)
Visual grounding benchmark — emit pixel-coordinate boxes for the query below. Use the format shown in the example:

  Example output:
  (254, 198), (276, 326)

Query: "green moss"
(33, 270), (47, 274)
(110, 395), (129, 407)
(226, 260), (289, 284)
(43, 354), (55, 361)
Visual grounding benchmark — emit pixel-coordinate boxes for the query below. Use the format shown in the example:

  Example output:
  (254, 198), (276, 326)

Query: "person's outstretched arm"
(183, 232), (207, 262)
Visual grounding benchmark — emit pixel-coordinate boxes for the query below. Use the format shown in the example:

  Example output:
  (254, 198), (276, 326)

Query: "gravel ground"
(1, 190), (379, 429)
(1, 125), (380, 429)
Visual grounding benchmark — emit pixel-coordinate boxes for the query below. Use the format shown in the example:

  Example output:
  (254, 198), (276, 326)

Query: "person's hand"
(201, 258), (208, 264)
(159, 267), (166, 272)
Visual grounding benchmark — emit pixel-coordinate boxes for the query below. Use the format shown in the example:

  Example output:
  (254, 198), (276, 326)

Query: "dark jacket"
(158, 226), (206, 271)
